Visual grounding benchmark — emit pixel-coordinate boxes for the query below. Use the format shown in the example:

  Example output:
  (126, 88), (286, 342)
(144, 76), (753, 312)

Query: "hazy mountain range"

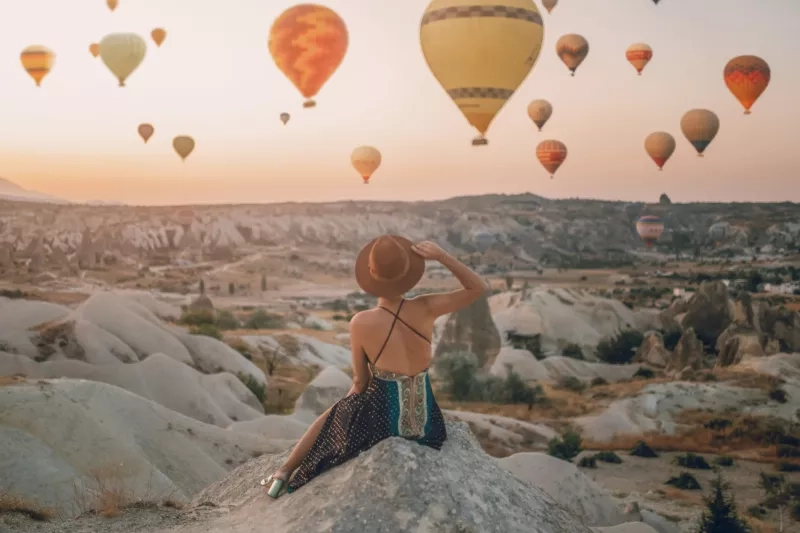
(0, 177), (125, 206)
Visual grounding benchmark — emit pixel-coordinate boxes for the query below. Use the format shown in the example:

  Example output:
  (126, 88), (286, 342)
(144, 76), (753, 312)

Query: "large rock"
(241, 333), (351, 368)
(292, 366), (352, 423)
(186, 422), (593, 533)
(679, 281), (733, 346)
(180, 333), (265, 385)
(634, 332), (670, 368)
(715, 323), (765, 367)
(489, 350), (639, 384)
(434, 293), (501, 367)
(665, 328), (705, 375)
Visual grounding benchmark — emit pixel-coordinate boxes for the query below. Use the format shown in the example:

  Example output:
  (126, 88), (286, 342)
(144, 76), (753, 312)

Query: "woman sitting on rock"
(262, 235), (489, 497)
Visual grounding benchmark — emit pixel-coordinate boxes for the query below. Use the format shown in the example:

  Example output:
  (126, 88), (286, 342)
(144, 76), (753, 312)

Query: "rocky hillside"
(1, 194), (798, 275)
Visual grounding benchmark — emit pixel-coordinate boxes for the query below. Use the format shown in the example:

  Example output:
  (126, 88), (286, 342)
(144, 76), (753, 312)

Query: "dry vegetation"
(0, 490), (55, 521)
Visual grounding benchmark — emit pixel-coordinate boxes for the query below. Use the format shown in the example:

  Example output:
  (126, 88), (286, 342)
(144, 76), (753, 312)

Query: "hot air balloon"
(644, 132), (675, 171)
(723, 55), (770, 115)
(680, 109), (719, 157)
(20, 45), (54, 87)
(556, 34), (588, 76)
(107, 0), (118, 11)
(636, 215), (664, 247)
(420, 0), (544, 146)
(652, 0), (660, 4)
(269, 4), (348, 108)
(536, 140), (567, 178)
(137, 123), (154, 144)
(173, 136), (195, 161)
(151, 28), (166, 47)
(542, 0), (557, 13)
(527, 99), (552, 131)
(351, 146), (382, 184)
(626, 43), (652, 75)
(99, 33), (147, 87)
(280, 112), (290, 125)
(89, 43), (100, 58)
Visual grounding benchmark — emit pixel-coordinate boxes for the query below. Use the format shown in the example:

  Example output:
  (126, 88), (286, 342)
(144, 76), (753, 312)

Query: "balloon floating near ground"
(137, 123), (154, 144)
(420, 0), (545, 146)
(151, 28), (167, 47)
(20, 45), (54, 87)
(99, 33), (147, 87)
(636, 215), (664, 247)
(644, 132), (676, 171)
(680, 109), (719, 157)
(556, 34), (589, 76)
(536, 140), (567, 178)
(173, 136), (195, 161)
(89, 43), (100, 58)
(723, 55), (770, 115)
(280, 112), (290, 125)
(626, 43), (652, 75)
(269, 4), (348, 108)
(107, 0), (118, 11)
(542, 0), (557, 13)
(351, 146), (382, 184)
(527, 99), (552, 131)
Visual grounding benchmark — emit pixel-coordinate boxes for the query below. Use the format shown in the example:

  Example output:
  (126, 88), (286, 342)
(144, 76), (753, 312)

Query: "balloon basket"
(362, 177), (370, 184)
(697, 153), (704, 158)
(472, 137), (488, 146)
(570, 72), (575, 77)
(744, 110), (751, 115)
(303, 100), (316, 108)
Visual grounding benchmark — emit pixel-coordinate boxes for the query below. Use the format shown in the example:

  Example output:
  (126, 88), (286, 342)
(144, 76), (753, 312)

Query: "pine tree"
(695, 471), (750, 533)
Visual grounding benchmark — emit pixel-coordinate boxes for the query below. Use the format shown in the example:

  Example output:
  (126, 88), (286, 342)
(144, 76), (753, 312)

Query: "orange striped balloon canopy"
(723, 55), (770, 114)
(20, 45), (54, 87)
(268, 4), (349, 108)
(536, 140), (567, 178)
(626, 43), (652, 75)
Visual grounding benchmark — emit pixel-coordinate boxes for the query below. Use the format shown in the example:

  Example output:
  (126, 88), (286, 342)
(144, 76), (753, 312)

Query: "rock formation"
(434, 293), (501, 367)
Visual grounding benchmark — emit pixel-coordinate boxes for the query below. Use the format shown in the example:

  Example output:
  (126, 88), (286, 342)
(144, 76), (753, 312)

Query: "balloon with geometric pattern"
(527, 99), (552, 131)
(420, 0), (545, 146)
(536, 139), (567, 178)
(636, 215), (664, 247)
(20, 45), (54, 87)
(680, 109), (719, 157)
(99, 33), (147, 87)
(556, 34), (589, 76)
(723, 55), (770, 115)
(626, 43), (652, 75)
(644, 132), (675, 171)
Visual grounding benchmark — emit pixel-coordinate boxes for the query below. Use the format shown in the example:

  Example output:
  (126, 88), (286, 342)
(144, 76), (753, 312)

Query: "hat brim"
(355, 235), (425, 298)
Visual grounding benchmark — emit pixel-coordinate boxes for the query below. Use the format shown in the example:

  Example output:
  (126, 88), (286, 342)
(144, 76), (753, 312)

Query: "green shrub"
(777, 462), (800, 472)
(666, 472), (701, 491)
(562, 343), (584, 360)
(595, 330), (644, 365)
(215, 310), (240, 330)
(578, 456), (597, 469)
(673, 452), (712, 470)
(695, 472), (750, 532)
(590, 377), (608, 387)
(715, 456), (735, 467)
(180, 309), (215, 326)
(747, 504), (767, 518)
(190, 323), (222, 340)
(769, 387), (789, 404)
(630, 440), (659, 458)
(558, 376), (585, 393)
(547, 432), (582, 463)
(593, 451), (622, 464)
(237, 373), (265, 404)
(244, 309), (286, 330)
(633, 367), (655, 380)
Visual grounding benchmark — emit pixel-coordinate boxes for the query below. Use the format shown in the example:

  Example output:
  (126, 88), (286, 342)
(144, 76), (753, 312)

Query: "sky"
(0, 0), (798, 206)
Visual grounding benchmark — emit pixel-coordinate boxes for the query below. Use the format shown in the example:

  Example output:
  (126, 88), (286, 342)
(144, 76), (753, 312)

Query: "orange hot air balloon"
(173, 136), (195, 161)
(20, 46), (54, 87)
(723, 55), (770, 114)
(107, 0), (118, 11)
(644, 132), (676, 171)
(536, 140), (567, 178)
(151, 28), (166, 47)
(626, 43), (652, 75)
(89, 43), (100, 58)
(268, 4), (348, 108)
(137, 123), (154, 143)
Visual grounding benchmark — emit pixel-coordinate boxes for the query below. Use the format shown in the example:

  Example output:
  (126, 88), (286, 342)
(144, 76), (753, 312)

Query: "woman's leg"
(272, 406), (332, 479)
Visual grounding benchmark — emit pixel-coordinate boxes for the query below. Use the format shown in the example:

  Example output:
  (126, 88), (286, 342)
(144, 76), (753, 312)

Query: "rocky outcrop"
(489, 349), (639, 383)
(634, 332), (670, 368)
(292, 366), (352, 423)
(665, 328), (705, 375)
(715, 323), (765, 367)
(680, 281), (734, 346)
(434, 293), (501, 367)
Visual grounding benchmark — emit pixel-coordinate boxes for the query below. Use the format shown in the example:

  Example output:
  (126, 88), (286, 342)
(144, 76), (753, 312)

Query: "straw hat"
(355, 235), (425, 298)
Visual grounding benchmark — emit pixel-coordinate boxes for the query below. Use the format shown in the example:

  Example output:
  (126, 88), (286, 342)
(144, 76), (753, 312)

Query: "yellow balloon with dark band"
(723, 55), (770, 115)
(420, 0), (545, 146)
(351, 146), (382, 184)
(680, 109), (719, 158)
(173, 136), (195, 161)
(542, 0), (557, 13)
(151, 28), (167, 47)
(20, 45), (54, 87)
(99, 33), (147, 87)
(527, 99), (552, 131)
(556, 34), (588, 76)
(89, 43), (100, 58)
(138, 123), (154, 144)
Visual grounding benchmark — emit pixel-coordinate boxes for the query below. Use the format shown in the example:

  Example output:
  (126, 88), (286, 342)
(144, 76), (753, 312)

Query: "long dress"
(286, 300), (447, 493)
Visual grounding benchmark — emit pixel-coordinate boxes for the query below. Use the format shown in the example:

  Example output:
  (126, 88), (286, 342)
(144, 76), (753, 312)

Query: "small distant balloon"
(556, 34), (589, 76)
(280, 112), (290, 125)
(636, 215), (664, 247)
(680, 109), (720, 157)
(626, 43), (652, 75)
(89, 43), (100, 58)
(173, 136), (195, 161)
(151, 28), (167, 47)
(644, 132), (676, 171)
(536, 140), (567, 178)
(137, 123), (154, 144)
(107, 0), (118, 11)
(542, 0), (557, 13)
(723, 55), (770, 114)
(20, 45), (54, 87)
(527, 100), (552, 132)
(351, 146), (382, 184)
(99, 33), (147, 87)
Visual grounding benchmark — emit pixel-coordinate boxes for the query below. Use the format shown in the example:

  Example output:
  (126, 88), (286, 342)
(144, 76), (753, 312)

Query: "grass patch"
(0, 490), (54, 521)
(715, 455), (735, 467)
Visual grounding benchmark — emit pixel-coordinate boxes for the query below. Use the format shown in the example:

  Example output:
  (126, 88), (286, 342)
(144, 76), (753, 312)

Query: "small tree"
(262, 346), (285, 376)
(228, 281), (235, 295)
(759, 472), (796, 532)
(199, 279), (205, 296)
(505, 276), (514, 291)
(547, 432), (582, 463)
(261, 272), (267, 292)
(695, 471), (750, 533)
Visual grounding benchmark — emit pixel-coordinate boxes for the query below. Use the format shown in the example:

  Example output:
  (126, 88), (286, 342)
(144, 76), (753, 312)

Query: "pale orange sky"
(0, 0), (798, 205)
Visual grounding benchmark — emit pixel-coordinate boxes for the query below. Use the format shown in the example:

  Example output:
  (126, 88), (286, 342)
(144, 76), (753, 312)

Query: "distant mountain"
(0, 177), (70, 204)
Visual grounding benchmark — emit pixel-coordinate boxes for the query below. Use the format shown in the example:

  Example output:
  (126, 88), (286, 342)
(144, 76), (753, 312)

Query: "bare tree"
(262, 346), (286, 376)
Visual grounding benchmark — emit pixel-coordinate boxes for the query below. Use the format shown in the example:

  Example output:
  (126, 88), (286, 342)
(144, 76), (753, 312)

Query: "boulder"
(715, 323), (765, 367)
(665, 328), (705, 375)
(679, 281), (733, 346)
(292, 366), (352, 423)
(634, 332), (670, 368)
(180, 333), (266, 385)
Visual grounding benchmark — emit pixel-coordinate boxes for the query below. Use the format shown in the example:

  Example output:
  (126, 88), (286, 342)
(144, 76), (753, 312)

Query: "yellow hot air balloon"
(626, 43), (652, 75)
(107, 0), (118, 11)
(536, 140), (567, 178)
(137, 123), (154, 144)
(542, 0), (557, 14)
(173, 136), (195, 161)
(680, 109), (720, 158)
(420, 0), (544, 146)
(99, 33), (147, 87)
(644, 132), (675, 171)
(527, 99), (552, 131)
(269, 4), (349, 108)
(723, 55), (770, 115)
(556, 34), (588, 76)
(351, 146), (382, 184)
(151, 28), (167, 47)
(280, 112), (291, 125)
(89, 43), (100, 58)
(20, 45), (54, 87)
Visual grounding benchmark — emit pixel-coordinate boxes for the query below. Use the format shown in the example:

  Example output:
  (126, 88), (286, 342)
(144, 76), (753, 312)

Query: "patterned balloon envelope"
(536, 139), (567, 178)
(636, 215), (664, 247)
(723, 55), (770, 114)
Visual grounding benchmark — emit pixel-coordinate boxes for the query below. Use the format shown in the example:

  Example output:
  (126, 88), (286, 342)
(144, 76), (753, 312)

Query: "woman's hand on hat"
(411, 241), (446, 262)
